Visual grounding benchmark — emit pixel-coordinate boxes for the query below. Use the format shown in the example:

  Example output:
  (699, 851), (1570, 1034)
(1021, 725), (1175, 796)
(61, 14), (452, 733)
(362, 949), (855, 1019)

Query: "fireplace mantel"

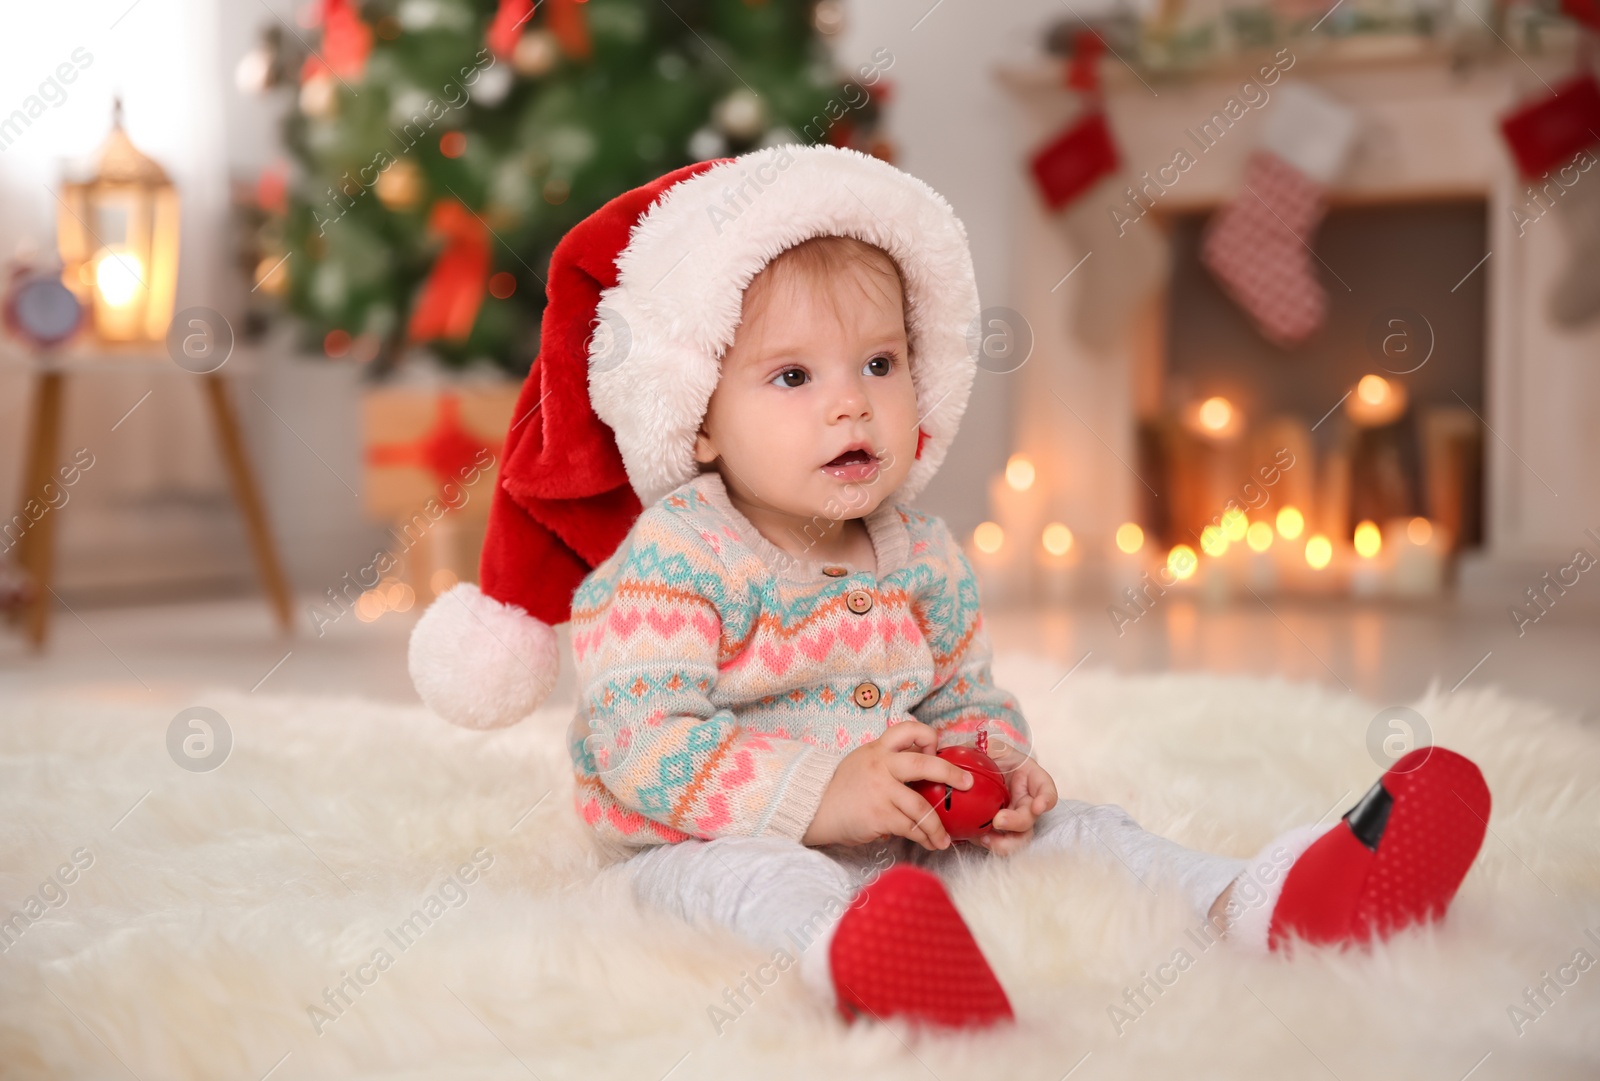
(996, 44), (1600, 607)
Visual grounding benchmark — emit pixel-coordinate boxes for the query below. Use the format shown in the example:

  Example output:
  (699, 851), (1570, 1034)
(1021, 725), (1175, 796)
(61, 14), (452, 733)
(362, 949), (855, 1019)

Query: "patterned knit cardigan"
(567, 470), (1032, 851)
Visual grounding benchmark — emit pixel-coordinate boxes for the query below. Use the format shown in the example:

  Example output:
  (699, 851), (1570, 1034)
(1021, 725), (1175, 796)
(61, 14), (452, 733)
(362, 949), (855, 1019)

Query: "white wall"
(836, 0), (1107, 536)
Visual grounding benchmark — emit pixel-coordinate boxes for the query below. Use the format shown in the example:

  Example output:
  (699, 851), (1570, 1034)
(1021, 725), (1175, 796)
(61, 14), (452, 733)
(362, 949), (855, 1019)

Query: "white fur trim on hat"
(588, 144), (980, 508)
(407, 582), (560, 729)
(1228, 820), (1339, 952)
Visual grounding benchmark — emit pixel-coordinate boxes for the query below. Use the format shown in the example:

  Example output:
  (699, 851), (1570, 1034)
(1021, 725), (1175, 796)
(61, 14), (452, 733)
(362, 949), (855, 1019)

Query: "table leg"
(11, 371), (65, 649)
(202, 374), (294, 634)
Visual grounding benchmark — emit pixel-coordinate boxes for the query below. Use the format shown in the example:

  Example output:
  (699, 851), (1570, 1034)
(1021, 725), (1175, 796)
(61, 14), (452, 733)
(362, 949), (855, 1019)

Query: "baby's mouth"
(824, 449), (876, 468)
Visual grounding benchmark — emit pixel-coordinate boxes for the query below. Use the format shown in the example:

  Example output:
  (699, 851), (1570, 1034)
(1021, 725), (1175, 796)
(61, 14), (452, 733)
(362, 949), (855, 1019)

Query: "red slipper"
(1234, 746), (1490, 951)
(828, 865), (1013, 1029)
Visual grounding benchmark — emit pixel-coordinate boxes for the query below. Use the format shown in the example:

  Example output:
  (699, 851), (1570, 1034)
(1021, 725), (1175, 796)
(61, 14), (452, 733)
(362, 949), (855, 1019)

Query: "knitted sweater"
(567, 469), (1031, 852)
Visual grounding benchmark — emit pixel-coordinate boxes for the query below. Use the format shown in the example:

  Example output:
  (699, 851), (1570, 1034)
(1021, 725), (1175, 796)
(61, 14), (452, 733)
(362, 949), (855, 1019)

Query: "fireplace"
(1129, 198), (1488, 594)
(994, 42), (1600, 607)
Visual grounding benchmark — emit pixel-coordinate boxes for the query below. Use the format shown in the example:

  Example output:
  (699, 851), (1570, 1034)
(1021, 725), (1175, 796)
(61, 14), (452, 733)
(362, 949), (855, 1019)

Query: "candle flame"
(1221, 506), (1248, 541)
(1042, 522), (1073, 556)
(1305, 534), (1333, 570)
(1167, 544), (1197, 580)
(1354, 520), (1382, 559)
(1005, 454), (1036, 491)
(1199, 524), (1229, 557)
(1198, 396), (1233, 432)
(1276, 506), (1305, 540)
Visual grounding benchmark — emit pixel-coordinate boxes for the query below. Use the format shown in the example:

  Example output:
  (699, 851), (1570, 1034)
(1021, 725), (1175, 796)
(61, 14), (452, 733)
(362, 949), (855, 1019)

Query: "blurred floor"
(984, 600), (1600, 726)
(1, 594), (1595, 726)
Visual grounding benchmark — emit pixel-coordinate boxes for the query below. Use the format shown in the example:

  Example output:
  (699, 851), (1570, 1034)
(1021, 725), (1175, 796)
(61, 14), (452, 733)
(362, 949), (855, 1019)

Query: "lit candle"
(968, 520), (1015, 607)
(1194, 520), (1236, 602)
(1391, 516), (1445, 596)
(1345, 374), (1409, 428)
(1305, 534), (1333, 569)
(1182, 395), (1245, 443)
(1222, 516), (1256, 594)
(1349, 519), (1387, 597)
(1164, 543), (1199, 595)
(1035, 521), (1080, 605)
(1110, 521), (1149, 597)
(1273, 505), (1310, 592)
(987, 455), (1044, 601)
(1302, 531), (1362, 597)
(1245, 518), (1277, 592)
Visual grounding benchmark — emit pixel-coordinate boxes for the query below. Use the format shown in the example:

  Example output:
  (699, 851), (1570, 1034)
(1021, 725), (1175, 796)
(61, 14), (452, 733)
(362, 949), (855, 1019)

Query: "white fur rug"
(3, 656), (1599, 1081)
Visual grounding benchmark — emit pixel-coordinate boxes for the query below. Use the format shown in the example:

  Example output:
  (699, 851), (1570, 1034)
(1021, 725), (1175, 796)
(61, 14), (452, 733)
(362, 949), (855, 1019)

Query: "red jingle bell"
(910, 735), (1009, 842)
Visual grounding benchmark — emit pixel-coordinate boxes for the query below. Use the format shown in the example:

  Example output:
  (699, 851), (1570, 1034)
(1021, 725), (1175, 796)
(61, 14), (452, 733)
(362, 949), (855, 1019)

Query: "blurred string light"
(1115, 522), (1144, 554)
(1246, 520), (1274, 552)
(1407, 517), (1433, 545)
(354, 576), (416, 622)
(974, 521), (1004, 554)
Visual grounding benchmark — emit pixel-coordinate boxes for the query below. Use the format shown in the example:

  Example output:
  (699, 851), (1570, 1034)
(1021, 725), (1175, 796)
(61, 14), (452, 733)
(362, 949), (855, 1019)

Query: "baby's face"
(693, 253), (919, 524)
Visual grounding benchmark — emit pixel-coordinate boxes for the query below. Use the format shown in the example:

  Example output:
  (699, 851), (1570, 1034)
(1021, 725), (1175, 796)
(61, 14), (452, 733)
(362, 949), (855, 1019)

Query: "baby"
(408, 145), (1491, 1031)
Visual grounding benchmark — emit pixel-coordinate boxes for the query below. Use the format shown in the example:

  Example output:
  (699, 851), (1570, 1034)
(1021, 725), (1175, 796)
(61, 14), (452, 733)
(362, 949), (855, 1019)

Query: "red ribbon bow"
(407, 200), (491, 344)
(487, 0), (592, 60)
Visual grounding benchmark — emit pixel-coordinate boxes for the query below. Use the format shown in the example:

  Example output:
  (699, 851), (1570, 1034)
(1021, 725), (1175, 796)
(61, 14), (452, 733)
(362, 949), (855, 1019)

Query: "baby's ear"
(692, 427), (714, 464)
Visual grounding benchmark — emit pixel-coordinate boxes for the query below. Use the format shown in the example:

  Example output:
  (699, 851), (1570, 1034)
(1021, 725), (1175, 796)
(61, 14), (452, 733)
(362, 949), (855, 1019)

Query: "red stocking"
(1201, 83), (1359, 348)
(1201, 151), (1330, 347)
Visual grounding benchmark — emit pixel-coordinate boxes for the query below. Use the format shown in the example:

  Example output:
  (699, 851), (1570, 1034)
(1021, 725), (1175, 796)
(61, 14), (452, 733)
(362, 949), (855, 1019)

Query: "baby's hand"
(802, 721), (975, 851)
(976, 737), (1059, 857)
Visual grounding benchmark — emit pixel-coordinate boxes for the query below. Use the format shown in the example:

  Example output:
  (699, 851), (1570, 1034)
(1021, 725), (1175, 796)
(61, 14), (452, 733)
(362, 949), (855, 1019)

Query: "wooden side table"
(6, 347), (293, 647)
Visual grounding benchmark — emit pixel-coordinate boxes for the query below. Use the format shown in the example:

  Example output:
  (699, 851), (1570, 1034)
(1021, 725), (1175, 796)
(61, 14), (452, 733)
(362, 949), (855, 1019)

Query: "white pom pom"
(407, 582), (560, 729)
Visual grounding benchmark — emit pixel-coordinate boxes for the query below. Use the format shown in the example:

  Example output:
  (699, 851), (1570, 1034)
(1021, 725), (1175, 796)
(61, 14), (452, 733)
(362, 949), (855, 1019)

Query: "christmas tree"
(240, 0), (884, 376)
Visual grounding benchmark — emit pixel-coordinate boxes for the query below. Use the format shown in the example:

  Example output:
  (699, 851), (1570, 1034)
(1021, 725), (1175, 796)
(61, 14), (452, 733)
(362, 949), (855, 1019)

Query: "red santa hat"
(408, 143), (981, 730)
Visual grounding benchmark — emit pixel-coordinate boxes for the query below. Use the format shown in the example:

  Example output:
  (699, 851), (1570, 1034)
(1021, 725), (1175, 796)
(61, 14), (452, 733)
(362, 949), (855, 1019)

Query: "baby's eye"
(770, 367), (808, 389)
(863, 353), (896, 377)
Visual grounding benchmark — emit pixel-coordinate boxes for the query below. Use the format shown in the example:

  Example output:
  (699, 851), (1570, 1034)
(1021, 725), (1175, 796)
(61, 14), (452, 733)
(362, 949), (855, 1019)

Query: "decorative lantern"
(55, 99), (180, 344)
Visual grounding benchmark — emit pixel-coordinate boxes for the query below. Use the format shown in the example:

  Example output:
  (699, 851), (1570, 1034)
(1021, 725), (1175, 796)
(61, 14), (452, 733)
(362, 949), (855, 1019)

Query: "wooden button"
(846, 589), (873, 614)
(852, 681), (881, 708)
(822, 565), (849, 577)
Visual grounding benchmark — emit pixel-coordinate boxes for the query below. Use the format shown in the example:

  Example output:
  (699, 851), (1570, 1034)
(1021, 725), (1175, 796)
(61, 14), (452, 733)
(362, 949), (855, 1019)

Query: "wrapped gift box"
(361, 384), (519, 601)
(362, 385), (518, 521)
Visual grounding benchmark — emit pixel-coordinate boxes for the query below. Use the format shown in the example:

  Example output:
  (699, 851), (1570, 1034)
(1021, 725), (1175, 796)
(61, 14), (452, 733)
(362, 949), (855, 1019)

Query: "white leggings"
(619, 800), (1248, 1007)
